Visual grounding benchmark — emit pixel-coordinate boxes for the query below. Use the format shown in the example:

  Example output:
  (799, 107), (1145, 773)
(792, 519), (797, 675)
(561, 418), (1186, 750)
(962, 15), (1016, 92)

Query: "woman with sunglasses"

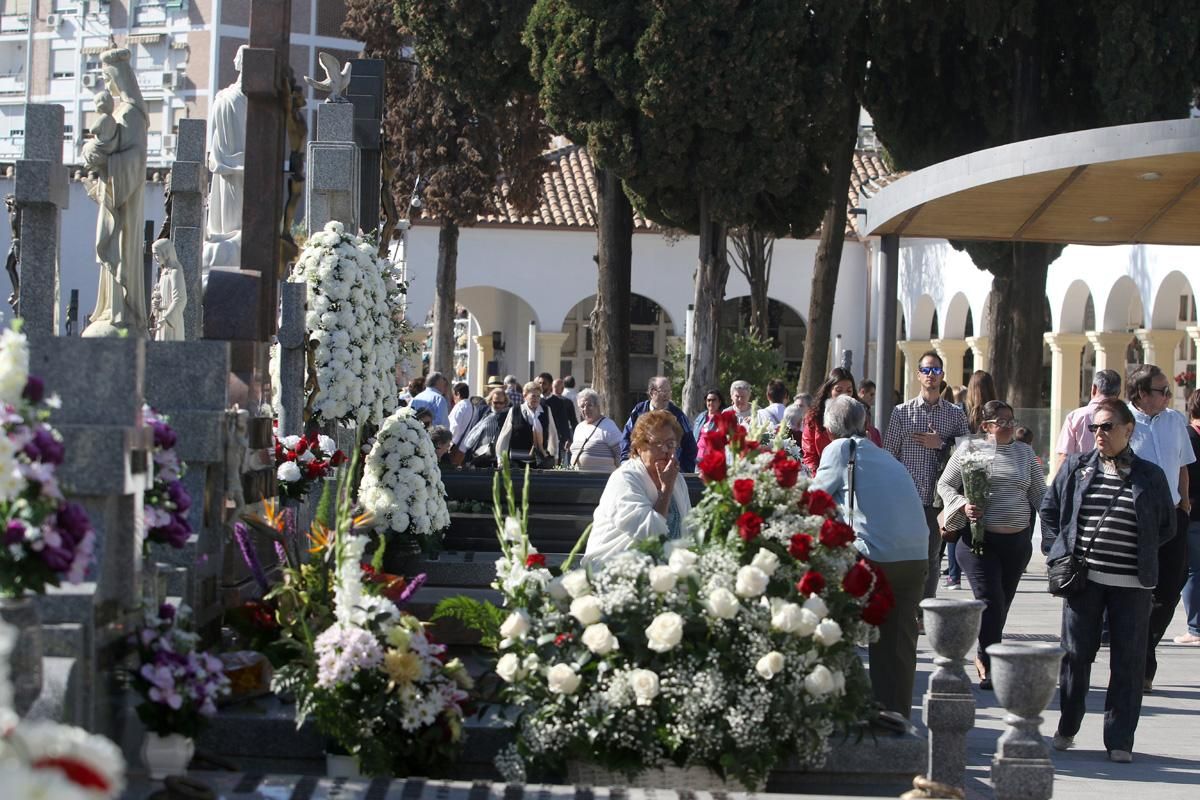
(937, 400), (1045, 690)
(1039, 397), (1174, 763)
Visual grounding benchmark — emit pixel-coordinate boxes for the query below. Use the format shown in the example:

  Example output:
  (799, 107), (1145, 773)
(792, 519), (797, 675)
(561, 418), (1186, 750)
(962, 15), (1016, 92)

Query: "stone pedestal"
(306, 103), (360, 235)
(987, 642), (1062, 800)
(276, 282), (307, 437)
(1086, 330), (1132, 374)
(1043, 332), (1088, 458)
(170, 119), (208, 340)
(920, 597), (984, 792)
(13, 104), (69, 336)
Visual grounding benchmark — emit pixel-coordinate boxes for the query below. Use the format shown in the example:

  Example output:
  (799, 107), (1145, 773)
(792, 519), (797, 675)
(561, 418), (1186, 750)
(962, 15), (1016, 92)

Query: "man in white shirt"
(561, 375), (579, 404)
(1127, 364), (1194, 691)
(755, 379), (789, 428)
(447, 382), (475, 454)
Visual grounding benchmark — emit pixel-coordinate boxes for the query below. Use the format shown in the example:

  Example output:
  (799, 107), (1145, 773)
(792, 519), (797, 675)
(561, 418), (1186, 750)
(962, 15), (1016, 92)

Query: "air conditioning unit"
(46, 13), (62, 28)
(161, 72), (178, 89)
(81, 73), (97, 88)
(162, 133), (177, 150)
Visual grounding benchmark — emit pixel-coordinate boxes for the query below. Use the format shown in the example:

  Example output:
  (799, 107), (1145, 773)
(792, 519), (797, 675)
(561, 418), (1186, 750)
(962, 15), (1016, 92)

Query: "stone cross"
(306, 102), (360, 235)
(170, 118), (207, 340)
(13, 105), (69, 337)
(276, 281), (307, 437)
(347, 59), (385, 234)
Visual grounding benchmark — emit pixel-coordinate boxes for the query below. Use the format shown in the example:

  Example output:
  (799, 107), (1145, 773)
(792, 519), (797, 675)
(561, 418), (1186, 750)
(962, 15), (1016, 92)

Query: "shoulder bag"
(571, 417), (605, 470)
(1047, 474), (1131, 597)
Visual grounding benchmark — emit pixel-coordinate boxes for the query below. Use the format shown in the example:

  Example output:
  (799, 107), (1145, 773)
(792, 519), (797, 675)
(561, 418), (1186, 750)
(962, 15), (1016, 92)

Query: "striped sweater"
(1075, 466), (1143, 588)
(938, 440), (1046, 533)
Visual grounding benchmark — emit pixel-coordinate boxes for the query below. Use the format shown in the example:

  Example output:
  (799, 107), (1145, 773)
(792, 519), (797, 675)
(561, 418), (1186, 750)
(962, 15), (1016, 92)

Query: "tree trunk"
(429, 219), (459, 377)
(683, 191), (730, 419)
(988, 243), (1056, 409)
(730, 227), (773, 341)
(590, 168), (633, 423)
(799, 94), (859, 396)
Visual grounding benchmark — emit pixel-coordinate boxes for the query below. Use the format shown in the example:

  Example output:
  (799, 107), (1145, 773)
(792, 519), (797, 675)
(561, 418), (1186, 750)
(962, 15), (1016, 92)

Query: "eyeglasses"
(1087, 421), (1118, 433)
(985, 418), (1019, 429)
(647, 438), (678, 451)
(918, 366), (944, 376)
(1147, 385), (1172, 397)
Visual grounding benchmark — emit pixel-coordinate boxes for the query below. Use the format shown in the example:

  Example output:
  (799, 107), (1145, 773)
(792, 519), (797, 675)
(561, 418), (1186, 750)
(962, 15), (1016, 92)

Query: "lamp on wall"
(492, 330), (504, 353)
(528, 320), (537, 381)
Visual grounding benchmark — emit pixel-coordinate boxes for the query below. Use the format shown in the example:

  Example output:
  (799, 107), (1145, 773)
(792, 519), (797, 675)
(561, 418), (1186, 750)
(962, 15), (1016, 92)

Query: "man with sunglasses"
(883, 350), (969, 601)
(1127, 364), (1195, 693)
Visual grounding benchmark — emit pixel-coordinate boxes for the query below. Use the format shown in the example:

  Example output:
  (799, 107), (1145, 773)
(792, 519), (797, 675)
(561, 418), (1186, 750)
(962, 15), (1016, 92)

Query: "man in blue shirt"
(409, 371), (450, 428)
(620, 376), (697, 473)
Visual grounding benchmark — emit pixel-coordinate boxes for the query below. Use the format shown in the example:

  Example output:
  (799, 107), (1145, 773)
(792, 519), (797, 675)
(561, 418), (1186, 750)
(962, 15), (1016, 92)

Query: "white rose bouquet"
(358, 408), (450, 548)
(288, 221), (400, 427)
(474, 440), (894, 789)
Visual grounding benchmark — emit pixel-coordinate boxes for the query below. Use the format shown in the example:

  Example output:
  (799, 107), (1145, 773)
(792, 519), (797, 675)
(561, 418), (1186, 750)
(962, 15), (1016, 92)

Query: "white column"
(1044, 333), (1089, 461)
(1135, 328), (1182, 370)
(897, 339), (933, 400)
(965, 335), (990, 373)
(1087, 330), (1133, 374)
(472, 334), (496, 397)
(536, 332), (570, 379)
(932, 338), (969, 389)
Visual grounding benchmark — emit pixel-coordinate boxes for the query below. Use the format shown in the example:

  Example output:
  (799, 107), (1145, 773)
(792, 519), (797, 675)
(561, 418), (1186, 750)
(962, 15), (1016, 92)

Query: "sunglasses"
(1086, 422), (1118, 433)
(985, 418), (1018, 429)
(918, 366), (944, 376)
(1146, 386), (1172, 397)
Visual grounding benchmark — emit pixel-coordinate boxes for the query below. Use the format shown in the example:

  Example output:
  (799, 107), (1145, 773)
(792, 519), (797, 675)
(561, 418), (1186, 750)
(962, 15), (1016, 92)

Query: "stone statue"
(149, 238), (187, 341)
(81, 48), (149, 338)
(4, 194), (19, 313)
(303, 52), (353, 103)
(203, 45), (248, 275)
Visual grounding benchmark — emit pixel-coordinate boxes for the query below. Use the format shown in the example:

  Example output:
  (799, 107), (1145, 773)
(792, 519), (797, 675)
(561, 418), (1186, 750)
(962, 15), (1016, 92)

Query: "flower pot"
(0, 595), (43, 715)
(325, 751), (363, 778)
(566, 761), (755, 792)
(141, 732), (195, 780)
(380, 531), (424, 578)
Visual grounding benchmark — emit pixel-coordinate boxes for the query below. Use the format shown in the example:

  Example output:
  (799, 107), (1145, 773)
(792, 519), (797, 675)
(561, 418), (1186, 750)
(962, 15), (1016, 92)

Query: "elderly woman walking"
(811, 396), (929, 718)
(583, 410), (691, 565)
(1040, 397), (1174, 763)
(570, 388), (622, 473)
(938, 400), (1044, 690)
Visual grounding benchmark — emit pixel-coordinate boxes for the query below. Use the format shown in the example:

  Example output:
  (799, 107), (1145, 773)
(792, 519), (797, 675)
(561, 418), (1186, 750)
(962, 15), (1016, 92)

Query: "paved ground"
(914, 553), (1200, 800)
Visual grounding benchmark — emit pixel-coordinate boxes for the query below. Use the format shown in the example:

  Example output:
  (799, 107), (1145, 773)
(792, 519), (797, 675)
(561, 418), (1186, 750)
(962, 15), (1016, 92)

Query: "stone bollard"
(987, 642), (1062, 800)
(920, 598), (984, 793)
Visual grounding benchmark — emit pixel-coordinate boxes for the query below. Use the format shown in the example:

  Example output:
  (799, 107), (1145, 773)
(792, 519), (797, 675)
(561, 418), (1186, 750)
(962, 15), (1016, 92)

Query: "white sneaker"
(1173, 632), (1200, 645)
(1109, 750), (1133, 763)
(1051, 733), (1074, 751)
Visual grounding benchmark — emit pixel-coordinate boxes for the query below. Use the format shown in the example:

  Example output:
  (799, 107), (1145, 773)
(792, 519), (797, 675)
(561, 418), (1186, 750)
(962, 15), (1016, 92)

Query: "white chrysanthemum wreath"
(287, 221), (400, 426)
(359, 408), (451, 544)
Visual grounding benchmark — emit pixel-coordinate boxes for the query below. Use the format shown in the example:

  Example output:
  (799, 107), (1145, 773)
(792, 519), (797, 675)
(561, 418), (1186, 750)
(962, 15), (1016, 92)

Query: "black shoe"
(979, 677), (993, 691)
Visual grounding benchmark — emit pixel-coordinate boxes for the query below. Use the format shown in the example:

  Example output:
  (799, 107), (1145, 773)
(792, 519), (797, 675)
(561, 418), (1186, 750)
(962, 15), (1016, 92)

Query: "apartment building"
(0, 0), (362, 168)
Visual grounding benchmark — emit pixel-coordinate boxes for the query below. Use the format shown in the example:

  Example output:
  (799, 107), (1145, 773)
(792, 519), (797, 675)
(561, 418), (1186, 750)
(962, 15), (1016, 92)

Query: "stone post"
(169, 119), (207, 340)
(536, 331), (569, 382)
(931, 338), (969, 389)
(306, 103), (361, 235)
(965, 335), (990, 373)
(13, 104), (69, 336)
(919, 597), (984, 793)
(898, 339), (933, 400)
(1134, 327), (1182, 371)
(472, 333), (496, 396)
(1086, 330), (1132, 375)
(277, 282), (307, 437)
(987, 642), (1062, 800)
(1043, 333), (1088, 460)
(347, 59), (384, 234)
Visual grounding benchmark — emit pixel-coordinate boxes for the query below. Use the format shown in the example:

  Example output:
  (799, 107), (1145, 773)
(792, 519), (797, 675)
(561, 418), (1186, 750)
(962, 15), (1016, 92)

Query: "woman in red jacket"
(801, 368), (881, 474)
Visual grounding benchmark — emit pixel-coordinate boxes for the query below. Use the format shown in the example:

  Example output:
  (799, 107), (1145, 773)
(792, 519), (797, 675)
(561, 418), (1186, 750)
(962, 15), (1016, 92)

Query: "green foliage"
(665, 332), (786, 407)
(430, 595), (505, 648)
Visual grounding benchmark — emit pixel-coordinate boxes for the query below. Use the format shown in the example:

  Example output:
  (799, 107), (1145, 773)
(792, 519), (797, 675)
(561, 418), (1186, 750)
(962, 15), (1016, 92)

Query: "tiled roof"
(452, 143), (901, 238)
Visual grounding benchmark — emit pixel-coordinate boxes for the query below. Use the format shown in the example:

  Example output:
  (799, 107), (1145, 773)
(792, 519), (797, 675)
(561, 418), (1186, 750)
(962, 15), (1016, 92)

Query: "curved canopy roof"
(862, 117), (1200, 246)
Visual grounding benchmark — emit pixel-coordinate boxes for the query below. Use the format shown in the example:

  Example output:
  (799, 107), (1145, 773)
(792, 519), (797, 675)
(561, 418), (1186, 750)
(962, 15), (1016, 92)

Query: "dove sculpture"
(304, 52), (353, 103)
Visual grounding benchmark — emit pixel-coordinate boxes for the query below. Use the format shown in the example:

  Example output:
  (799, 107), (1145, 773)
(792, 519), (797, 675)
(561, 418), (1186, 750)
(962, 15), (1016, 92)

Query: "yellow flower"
(386, 627), (412, 650)
(444, 657), (474, 690)
(307, 521), (333, 555)
(383, 649), (423, 688)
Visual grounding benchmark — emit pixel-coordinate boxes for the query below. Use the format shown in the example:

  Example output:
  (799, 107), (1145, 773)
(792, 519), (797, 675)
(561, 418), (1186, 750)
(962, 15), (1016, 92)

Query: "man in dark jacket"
(620, 376), (698, 473)
(538, 372), (576, 463)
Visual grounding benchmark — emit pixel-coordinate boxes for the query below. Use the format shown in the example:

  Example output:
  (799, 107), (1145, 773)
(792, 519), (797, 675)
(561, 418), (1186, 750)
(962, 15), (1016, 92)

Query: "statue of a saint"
(149, 238), (187, 341)
(4, 194), (19, 313)
(81, 48), (149, 337)
(203, 46), (248, 276)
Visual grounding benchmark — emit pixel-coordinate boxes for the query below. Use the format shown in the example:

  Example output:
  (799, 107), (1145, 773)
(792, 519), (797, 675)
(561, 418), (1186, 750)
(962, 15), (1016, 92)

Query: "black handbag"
(1048, 474), (1131, 597)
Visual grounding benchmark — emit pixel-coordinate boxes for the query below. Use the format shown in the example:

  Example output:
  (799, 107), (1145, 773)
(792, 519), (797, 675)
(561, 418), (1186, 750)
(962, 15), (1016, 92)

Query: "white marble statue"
(81, 47), (149, 338)
(150, 239), (187, 341)
(203, 45), (248, 275)
(304, 52), (353, 103)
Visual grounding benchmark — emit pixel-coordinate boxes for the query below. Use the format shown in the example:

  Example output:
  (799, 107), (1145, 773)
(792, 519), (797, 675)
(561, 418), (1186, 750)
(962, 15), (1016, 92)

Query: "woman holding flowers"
(937, 400), (1044, 689)
(583, 410), (691, 565)
(811, 395), (927, 717)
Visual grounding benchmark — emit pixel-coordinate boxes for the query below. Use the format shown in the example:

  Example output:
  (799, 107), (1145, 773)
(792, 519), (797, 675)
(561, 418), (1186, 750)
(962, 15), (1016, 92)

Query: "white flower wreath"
(359, 408), (451, 541)
(287, 221), (400, 426)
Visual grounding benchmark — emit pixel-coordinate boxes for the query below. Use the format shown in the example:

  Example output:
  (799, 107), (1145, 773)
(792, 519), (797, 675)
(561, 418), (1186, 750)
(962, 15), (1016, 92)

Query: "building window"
(51, 50), (75, 80)
(0, 0), (30, 15)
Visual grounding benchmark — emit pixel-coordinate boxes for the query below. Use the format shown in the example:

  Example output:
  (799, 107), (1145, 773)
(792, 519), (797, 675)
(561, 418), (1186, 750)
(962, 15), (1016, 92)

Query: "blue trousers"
(1056, 580), (1152, 753)
(1181, 520), (1200, 636)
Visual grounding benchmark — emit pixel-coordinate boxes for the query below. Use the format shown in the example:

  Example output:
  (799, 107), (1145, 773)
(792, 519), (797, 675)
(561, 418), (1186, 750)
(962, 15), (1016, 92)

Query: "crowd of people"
(402, 354), (1195, 761)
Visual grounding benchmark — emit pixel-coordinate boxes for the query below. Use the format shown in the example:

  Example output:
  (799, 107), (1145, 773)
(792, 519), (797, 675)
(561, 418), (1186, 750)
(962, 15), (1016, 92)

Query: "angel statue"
(304, 52), (353, 103)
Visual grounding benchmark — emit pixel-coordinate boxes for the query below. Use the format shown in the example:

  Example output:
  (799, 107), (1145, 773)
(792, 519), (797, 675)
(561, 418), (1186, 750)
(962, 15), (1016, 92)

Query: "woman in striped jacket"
(938, 400), (1045, 690)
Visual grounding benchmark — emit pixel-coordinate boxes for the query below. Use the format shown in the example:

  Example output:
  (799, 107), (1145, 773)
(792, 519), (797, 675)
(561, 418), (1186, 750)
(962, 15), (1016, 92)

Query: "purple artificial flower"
(158, 602), (177, 621)
(151, 421), (177, 451)
(4, 520), (25, 545)
(39, 543), (73, 572)
(166, 479), (192, 513)
(395, 572), (427, 606)
(233, 522), (270, 592)
(27, 427), (65, 465)
(55, 503), (91, 541)
(22, 375), (44, 404)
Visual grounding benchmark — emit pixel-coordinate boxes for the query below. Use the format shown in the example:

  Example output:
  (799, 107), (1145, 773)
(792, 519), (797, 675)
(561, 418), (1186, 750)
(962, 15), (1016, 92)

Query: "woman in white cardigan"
(583, 410), (692, 565)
